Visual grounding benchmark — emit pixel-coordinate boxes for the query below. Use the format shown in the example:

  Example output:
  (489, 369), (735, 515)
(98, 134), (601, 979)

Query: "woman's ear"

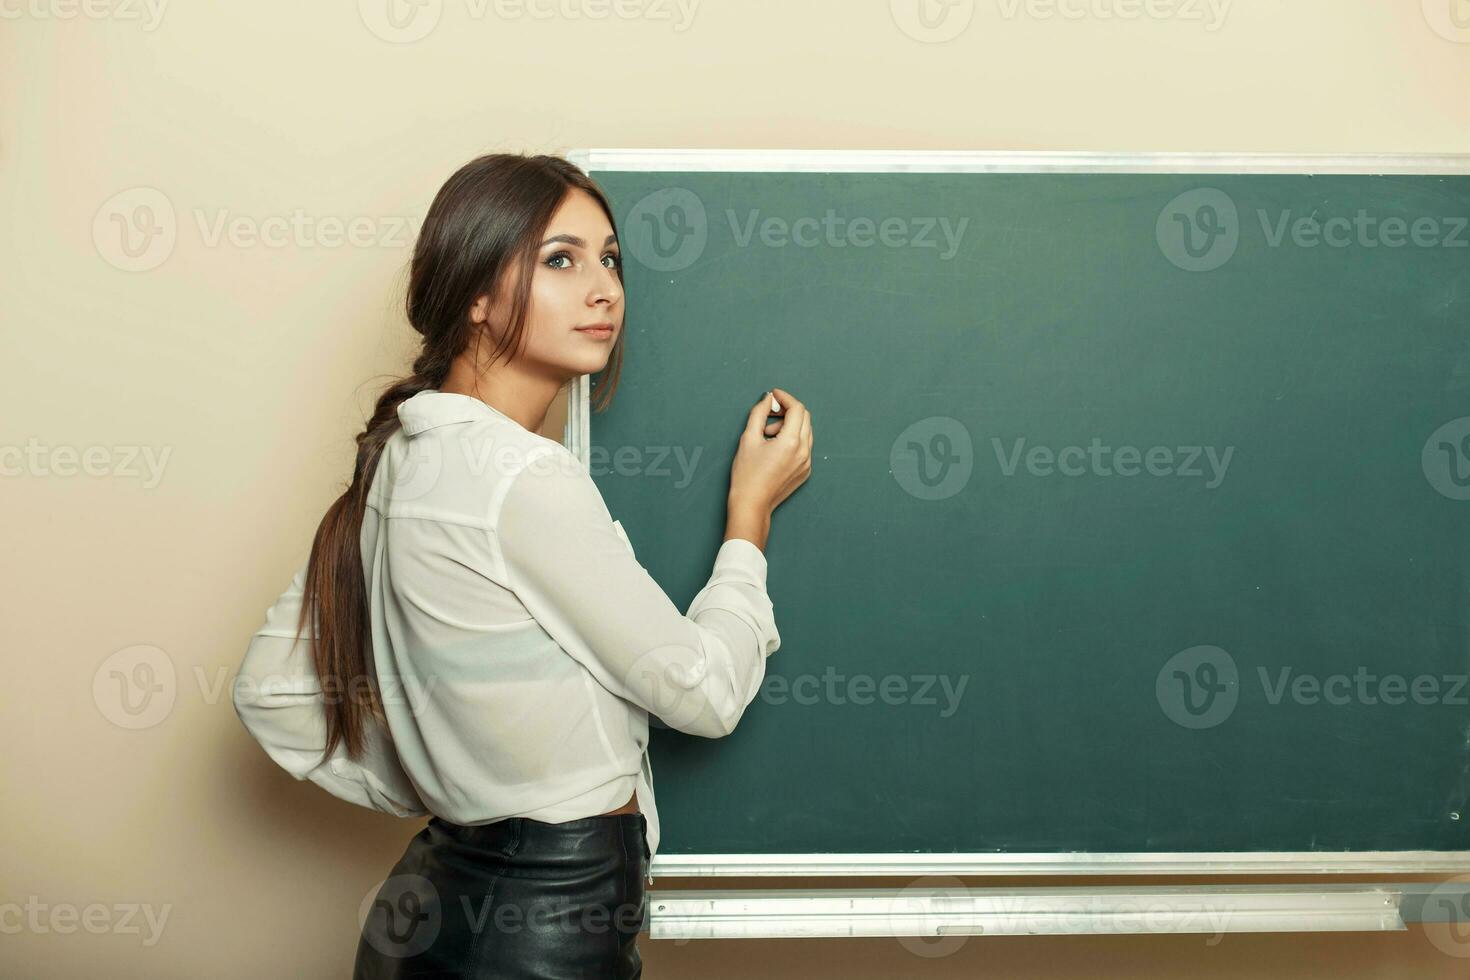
(469, 294), (491, 325)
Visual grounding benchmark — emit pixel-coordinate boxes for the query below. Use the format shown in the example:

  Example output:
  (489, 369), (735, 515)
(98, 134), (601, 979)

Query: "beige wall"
(5, 1), (1470, 976)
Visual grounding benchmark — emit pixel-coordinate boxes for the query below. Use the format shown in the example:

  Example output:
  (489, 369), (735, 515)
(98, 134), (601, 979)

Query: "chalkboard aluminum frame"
(562, 148), (1470, 881)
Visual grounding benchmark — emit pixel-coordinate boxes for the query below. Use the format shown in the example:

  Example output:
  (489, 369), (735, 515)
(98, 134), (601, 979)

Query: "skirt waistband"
(430, 811), (649, 853)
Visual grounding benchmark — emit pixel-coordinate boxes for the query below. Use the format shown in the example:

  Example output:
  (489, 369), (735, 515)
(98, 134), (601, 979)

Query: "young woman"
(234, 153), (812, 978)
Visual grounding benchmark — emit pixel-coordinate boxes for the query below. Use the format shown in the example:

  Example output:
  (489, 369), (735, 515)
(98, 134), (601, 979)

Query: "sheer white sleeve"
(231, 561), (428, 817)
(494, 445), (780, 739)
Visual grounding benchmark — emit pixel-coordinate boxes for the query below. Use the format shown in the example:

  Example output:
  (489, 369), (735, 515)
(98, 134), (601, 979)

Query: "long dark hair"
(299, 153), (624, 763)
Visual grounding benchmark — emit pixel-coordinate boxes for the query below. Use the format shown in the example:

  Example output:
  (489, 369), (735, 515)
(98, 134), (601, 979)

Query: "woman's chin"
(566, 353), (613, 377)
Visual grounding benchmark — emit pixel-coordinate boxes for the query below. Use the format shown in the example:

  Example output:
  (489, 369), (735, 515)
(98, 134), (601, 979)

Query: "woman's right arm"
(493, 389), (812, 738)
(496, 447), (780, 738)
(231, 561), (428, 817)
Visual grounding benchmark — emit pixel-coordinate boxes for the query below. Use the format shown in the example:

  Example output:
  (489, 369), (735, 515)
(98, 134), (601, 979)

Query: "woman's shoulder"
(371, 417), (583, 526)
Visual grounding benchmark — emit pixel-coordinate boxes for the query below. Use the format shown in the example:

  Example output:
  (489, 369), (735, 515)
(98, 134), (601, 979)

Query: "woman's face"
(471, 188), (624, 381)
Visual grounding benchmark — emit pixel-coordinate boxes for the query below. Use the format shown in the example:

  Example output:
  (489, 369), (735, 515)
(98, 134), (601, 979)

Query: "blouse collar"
(397, 389), (517, 435)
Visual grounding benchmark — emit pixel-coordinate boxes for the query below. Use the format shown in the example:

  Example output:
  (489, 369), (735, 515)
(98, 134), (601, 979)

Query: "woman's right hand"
(728, 387), (812, 515)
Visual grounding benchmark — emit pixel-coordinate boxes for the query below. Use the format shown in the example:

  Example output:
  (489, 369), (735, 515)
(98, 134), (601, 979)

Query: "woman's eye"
(544, 251), (621, 271)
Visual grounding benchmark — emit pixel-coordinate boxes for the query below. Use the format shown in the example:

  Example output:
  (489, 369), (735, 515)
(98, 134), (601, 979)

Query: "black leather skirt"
(353, 811), (650, 979)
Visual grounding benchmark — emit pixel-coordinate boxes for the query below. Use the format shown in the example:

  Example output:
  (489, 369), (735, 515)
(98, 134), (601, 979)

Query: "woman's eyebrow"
(540, 233), (619, 248)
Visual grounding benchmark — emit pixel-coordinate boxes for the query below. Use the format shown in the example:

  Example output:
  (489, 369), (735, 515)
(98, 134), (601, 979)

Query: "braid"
(305, 350), (454, 753)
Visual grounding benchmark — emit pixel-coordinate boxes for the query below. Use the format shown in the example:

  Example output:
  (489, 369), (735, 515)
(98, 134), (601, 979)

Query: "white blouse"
(231, 389), (781, 862)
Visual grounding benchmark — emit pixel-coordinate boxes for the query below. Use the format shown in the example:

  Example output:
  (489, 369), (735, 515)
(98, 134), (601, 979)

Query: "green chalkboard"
(584, 162), (1470, 859)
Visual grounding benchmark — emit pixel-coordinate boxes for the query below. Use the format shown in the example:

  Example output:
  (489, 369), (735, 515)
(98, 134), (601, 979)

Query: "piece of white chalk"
(770, 394), (781, 413)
